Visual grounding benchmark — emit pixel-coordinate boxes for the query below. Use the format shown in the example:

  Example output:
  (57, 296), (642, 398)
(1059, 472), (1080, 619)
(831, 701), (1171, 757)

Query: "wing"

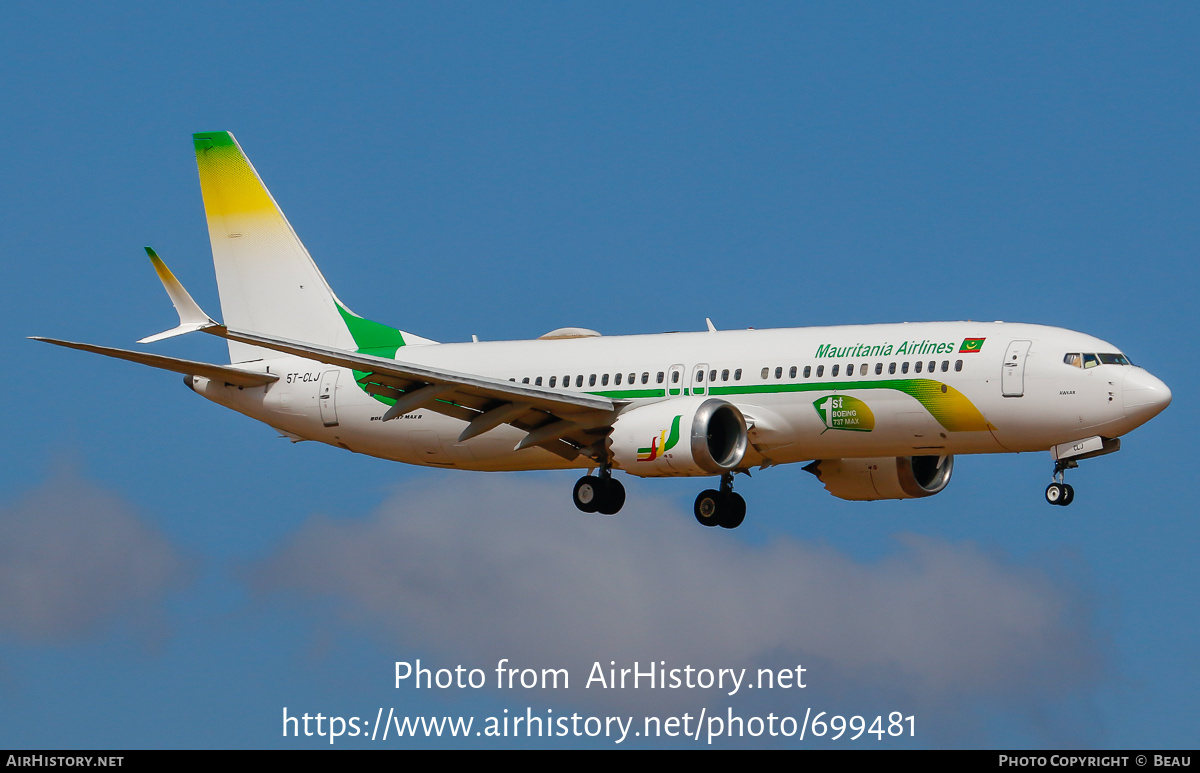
(207, 326), (617, 461)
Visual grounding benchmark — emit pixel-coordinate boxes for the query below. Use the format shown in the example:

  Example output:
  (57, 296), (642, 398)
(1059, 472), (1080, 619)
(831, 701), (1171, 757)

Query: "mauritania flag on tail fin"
(960, 337), (986, 353)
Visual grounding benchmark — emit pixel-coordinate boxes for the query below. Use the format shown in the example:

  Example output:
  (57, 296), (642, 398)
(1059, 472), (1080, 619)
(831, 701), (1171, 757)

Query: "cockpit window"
(1065, 352), (1132, 368)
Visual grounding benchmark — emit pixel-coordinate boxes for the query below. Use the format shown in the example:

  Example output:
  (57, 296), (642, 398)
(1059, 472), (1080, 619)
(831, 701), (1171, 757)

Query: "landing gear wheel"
(596, 478), (626, 516)
(694, 490), (723, 527)
(720, 493), (746, 529)
(694, 489), (747, 528)
(1048, 459), (1078, 507)
(574, 474), (626, 515)
(573, 476), (601, 513)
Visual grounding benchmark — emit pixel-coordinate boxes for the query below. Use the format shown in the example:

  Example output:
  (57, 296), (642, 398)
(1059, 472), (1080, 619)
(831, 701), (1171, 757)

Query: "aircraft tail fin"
(192, 131), (433, 363)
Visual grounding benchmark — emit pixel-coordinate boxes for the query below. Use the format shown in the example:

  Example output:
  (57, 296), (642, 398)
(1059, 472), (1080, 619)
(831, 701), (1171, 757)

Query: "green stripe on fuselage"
(590, 388), (667, 399)
(586, 377), (991, 433)
(705, 378), (991, 432)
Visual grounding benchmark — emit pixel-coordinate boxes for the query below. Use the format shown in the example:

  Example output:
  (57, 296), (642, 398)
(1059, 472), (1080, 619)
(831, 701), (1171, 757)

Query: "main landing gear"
(694, 473), (746, 529)
(573, 467), (626, 516)
(572, 468), (750, 528)
(1045, 459), (1077, 506)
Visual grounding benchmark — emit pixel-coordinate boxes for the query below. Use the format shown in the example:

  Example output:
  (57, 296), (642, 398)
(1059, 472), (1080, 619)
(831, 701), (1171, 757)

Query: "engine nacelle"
(803, 455), (954, 501)
(609, 398), (749, 477)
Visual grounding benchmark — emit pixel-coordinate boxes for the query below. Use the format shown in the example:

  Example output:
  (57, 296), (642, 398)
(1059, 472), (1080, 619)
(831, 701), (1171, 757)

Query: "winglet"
(137, 247), (221, 343)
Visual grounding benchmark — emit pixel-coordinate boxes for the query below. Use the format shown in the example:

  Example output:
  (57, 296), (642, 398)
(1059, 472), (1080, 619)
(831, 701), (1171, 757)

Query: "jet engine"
(609, 398), (749, 477)
(803, 455), (954, 501)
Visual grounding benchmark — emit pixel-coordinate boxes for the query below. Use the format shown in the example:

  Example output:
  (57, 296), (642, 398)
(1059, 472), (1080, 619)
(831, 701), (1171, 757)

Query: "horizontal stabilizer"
(31, 337), (277, 388)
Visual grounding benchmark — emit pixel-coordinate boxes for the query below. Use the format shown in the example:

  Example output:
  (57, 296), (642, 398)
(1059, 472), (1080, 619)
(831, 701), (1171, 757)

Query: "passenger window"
(803, 365), (811, 378)
(628, 373), (635, 383)
(761, 367), (769, 379)
(549, 376), (557, 387)
(888, 362), (896, 375)
(535, 376), (543, 386)
(614, 373), (622, 385)
(955, 360), (962, 372)
(927, 361), (935, 373)
(875, 363), (883, 375)
(734, 369), (742, 380)
(775, 367), (782, 379)
(575, 375), (583, 387)
(695, 371), (703, 383)
(1064, 353), (1082, 368)
(721, 369), (729, 381)
(941, 360), (948, 372)
(657, 371), (665, 383)
(915, 361), (922, 373)
(522, 377), (530, 384)
(789, 366), (797, 378)
(588, 374), (596, 386)
(832, 364), (840, 377)
(1083, 354), (1099, 369)
(901, 362), (909, 374)
(860, 363), (867, 375)
(816, 365), (824, 377)
(601, 374), (609, 386)
(709, 369), (717, 382)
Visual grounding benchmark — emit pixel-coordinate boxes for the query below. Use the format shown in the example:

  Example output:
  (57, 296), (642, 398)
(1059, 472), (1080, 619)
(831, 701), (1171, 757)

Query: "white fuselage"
(188, 320), (1168, 475)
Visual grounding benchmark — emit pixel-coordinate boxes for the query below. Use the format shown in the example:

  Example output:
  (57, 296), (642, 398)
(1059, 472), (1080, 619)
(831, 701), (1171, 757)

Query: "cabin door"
(667, 364), (685, 396)
(319, 370), (340, 426)
(1001, 340), (1031, 397)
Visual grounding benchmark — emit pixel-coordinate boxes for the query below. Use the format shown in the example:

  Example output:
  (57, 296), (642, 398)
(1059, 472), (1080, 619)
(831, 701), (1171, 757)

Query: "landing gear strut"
(1045, 459), (1076, 506)
(694, 473), (746, 529)
(573, 465), (626, 516)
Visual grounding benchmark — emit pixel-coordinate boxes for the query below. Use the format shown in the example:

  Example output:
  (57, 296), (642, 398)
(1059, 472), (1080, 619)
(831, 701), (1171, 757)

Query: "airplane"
(33, 132), (1173, 529)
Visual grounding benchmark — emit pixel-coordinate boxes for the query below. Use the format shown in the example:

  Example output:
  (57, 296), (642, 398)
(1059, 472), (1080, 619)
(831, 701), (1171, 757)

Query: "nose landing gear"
(694, 472), (747, 529)
(1045, 459), (1077, 506)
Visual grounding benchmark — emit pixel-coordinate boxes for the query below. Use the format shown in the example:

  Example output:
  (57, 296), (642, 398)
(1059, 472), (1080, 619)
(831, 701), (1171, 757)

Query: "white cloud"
(247, 475), (1102, 743)
(0, 467), (189, 644)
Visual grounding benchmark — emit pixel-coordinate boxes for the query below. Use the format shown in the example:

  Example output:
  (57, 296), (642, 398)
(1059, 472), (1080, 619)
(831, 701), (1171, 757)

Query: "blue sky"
(1, 3), (1196, 748)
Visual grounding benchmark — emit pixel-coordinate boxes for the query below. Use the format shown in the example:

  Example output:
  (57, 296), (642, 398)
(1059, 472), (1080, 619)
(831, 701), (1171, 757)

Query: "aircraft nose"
(1123, 368), (1172, 425)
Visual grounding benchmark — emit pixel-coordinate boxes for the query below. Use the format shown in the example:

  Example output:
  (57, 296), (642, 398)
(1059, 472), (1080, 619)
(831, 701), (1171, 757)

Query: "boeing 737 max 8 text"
(33, 132), (1173, 529)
